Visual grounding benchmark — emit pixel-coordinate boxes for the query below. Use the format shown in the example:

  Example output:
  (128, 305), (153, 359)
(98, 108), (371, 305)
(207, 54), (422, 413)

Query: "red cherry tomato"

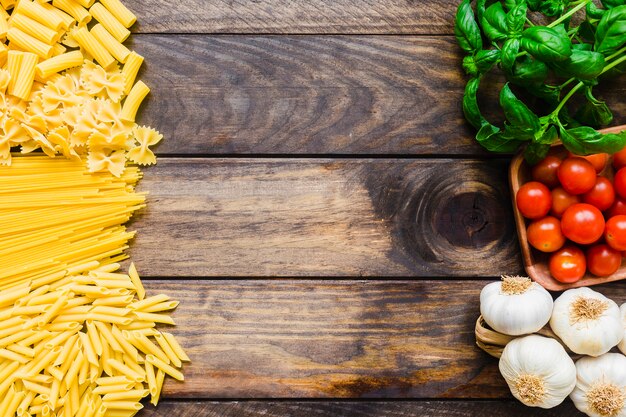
(549, 246), (586, 283)
(551, 187), (581, 218)
(607, 197), (626, 218)
(586, 244), (622, 277)
(532, 156), (561, 188)
(582, 177), (615, 211)
(613, 146), (626, 170)
(557, 157), (597, 195)
(568, 152), (608, 173)
(605, 215), (626, 251)
(561, 203), (605, 244)
(526, 216), (565, 252)
(614, 168), (626, 199)
(516, 182), (552, 219)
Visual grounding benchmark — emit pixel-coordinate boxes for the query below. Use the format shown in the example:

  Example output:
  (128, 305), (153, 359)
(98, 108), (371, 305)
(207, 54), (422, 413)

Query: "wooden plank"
(132, 35), (481, 155)
(141, 400), (585, 416)
(130, 158), (521, 277)
(129, 1), (454, 34)
(130, 35), (626, 155)
(143, 279), (626, 399)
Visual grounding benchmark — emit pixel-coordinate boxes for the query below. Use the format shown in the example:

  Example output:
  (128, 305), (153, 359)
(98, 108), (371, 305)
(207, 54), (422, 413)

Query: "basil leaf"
(524, 142), (552, 164)
(463, 77), (484, 129)
(482, 2), (509, 41)
(575, 87), (614, 127)
(507, 56), (549, 86)
(507, 1), (527, 34)
(540, 0), (565, 17)
(475, 49), (501, 73)
(463, 55), (479, 76)
(602, 0), (626, 9)
(477, 123), (525, 152)
(499, 83), (541, 132)
(476, 0), (487, 24)
(550, 50), (606, 80)
(560, 126), (626, 154)
(501, 38), (520, 71)
(587, 2), (605, 19)
(595, 5), (626, 55)
(572, 43), (593, 51)
(455, 0), (483, 53)
(521, 26), (573, 61)
(579, 20), (597, 42)
(527, 0), (542, 10)
(536, 125), (558, 145)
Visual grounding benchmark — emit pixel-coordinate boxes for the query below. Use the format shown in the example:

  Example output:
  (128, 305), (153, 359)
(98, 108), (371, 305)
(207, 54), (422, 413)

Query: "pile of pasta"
(0, 0), (161, 174)
(0, 157), (188, 416)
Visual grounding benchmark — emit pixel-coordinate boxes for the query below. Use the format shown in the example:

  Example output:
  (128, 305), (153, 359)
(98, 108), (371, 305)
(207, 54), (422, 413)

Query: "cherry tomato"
(557, 157), (597, 195)
(551, 187), (581, 218)
(549, 246), (586, 283)
(532, 156), (561, 188)
(561, 203), (605, 245)
(613, 146), (626, 170)
(516, 181), (551, 219)
(614, 168), (626, 199)
(568, 152), (608, 173)
(605, 215), (626, 251)
(586, 244), (622, 277)
(526, 216), (565, 252)
(607, 197), (626, 218)
(582, 177), (615, 211)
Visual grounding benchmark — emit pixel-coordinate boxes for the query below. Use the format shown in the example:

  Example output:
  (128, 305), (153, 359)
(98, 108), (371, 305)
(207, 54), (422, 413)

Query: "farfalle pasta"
(0, 0), (161, 176)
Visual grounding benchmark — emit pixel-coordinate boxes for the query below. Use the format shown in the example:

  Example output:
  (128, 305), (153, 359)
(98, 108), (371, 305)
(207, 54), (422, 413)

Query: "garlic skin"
(617, 303), (626, 355)
(499, 335), (576, 408)
(550, 288), (623, 357)
(570, 353), (626, 417)
(480, 276), (553, 335)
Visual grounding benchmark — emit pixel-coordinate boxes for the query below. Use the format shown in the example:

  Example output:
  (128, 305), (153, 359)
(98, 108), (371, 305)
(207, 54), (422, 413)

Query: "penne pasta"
(121, 51), (142, 94)
(71, 26), (114, 69)
(89, 3), (128, 42)
(36, 50), (84, 79)
(7, 27), (53, 59)
(99, 0), (135, 27)
(90, 24), (129, 63)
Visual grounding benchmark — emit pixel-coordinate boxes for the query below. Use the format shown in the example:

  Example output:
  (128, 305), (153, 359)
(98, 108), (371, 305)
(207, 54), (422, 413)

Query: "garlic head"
(550, 288), (623, 356)
(617, 303), (626, 355)
(480, 275), (553, 335)
(499, 334), (576, 408)
(570, 353), (626, 417)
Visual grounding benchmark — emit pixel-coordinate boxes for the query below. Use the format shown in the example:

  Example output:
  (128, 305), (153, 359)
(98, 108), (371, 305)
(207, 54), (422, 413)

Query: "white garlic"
(499, 335), (576, 408)
(617, 303), (626, 355)
(550, 287), (623, 357)
(570, 353), (626, 417)
(480, 276), (553, 335)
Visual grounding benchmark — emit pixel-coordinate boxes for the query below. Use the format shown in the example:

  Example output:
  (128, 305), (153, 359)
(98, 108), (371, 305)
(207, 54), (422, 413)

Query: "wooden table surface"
(127, 1), (626, 415)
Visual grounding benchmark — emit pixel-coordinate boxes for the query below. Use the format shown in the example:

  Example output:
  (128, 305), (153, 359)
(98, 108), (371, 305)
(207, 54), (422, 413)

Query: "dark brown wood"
(139, 400), (586, 416)
(130, 158), (521, 277)
(130, 35), (626, 156)
(140, 279), (626, 399)
(129, 1), (454, 34)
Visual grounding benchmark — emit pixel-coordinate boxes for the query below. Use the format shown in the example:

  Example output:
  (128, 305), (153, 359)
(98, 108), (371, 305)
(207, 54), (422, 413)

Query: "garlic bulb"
(550, 288), (623, 356)
(480, 275), (553, 335)
(499, 335), (576, 408)
(570, 353), (626, 417)
(617, 303), (626, 355)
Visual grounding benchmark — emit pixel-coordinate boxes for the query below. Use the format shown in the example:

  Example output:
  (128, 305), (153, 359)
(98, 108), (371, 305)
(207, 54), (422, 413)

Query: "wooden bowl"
(510, 124), (626, 291)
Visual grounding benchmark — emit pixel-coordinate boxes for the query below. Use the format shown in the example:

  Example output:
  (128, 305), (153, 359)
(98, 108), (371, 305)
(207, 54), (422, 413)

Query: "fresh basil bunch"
(456, 0), (626, 163)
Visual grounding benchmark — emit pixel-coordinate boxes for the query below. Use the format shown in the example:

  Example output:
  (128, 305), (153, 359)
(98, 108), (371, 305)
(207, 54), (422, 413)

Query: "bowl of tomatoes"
(510, 125), (626, 290)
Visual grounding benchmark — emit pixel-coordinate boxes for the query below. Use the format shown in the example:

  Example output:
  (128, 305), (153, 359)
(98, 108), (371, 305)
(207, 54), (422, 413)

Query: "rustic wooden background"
(126, 1), (626, 415)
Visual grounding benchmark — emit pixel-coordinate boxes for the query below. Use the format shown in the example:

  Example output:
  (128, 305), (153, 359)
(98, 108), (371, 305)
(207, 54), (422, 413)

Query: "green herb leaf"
(463, 77), (484, 129)
(507, 56), (549, 86)
(475, 49), (501, 72)
(550, 50), (606, 80)
(524, 142), (552, 164)
(540, 0), (566, 17)
(499, 83), (541, 132)
(559, 126), (626, 154)
(602, 0), (626, 9)
(587, 2), (606, 19)
(521, 26), (573, 61)
(476, 123), (525, 152)
(527, 0), (542, 10)
(575, 87), (614, 127)
(482, 2), (509, 41)
(463, 55), (479, 76)
(595, 5), (626, 54)
(476, 0), (487, 24)
(455, 0), (483, 53)
(579, 19), (597, 41)
(536, 125), (558, 145)
(507, 1), (527, 34)
(501, 38), (521, 71)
